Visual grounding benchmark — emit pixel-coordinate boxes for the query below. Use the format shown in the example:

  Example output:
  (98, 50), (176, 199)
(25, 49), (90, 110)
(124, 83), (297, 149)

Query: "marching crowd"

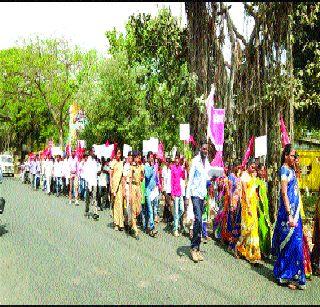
(18, 143), (320, 290)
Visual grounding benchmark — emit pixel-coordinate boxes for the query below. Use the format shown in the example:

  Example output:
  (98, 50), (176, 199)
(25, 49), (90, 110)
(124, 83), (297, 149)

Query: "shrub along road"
(0, 178), (319, 304)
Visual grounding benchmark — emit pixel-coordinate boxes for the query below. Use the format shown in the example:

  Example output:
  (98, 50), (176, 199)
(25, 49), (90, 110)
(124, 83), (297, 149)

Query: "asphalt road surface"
(0, 178), (319, 305)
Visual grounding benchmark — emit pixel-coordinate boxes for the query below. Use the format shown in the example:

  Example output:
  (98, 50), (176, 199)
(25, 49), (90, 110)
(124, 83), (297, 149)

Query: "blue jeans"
(55, 177), (62, 196)
(191, 196), (204, 250)
(202, 221), (207, 237)
(140, 203), (148, 231)
(146, 193), (157, 231)
(33, 174), (40, 189)
(79, 178), (86, 199)
(42, 175), (47, 191)
(173, 196), (184, 231)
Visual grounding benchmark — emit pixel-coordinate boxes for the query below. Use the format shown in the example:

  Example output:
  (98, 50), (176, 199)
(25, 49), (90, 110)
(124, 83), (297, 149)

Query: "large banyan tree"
(184, 2), (318, 220)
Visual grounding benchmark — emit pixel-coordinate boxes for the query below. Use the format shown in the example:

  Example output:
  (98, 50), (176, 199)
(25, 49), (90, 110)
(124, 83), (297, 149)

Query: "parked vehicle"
(0, 154), (14, 177)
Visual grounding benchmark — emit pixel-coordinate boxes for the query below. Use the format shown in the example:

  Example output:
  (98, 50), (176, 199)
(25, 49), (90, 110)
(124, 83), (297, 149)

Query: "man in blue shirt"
(144, 151), (159, 238)
(186, 143), (211, 262)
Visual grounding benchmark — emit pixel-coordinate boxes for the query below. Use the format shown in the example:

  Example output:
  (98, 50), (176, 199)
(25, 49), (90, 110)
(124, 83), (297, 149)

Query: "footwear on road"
(190, 248), (199, 263)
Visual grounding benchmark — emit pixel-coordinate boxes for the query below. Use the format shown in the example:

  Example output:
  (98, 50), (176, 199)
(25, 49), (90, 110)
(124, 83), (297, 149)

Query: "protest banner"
(179, 124), (190, 141)
(255, 135), (267, 158)
(123, 144), (132, 158)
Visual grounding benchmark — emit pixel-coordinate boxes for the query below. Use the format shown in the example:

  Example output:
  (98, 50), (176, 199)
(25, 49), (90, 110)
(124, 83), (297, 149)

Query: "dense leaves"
(81, 8), (197, 151)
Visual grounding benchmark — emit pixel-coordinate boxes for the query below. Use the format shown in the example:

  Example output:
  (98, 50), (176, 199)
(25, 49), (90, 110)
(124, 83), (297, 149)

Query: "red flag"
(157, 141), (165, 162)
(280, 115), (290, 148)
(241, 136), (255, 169)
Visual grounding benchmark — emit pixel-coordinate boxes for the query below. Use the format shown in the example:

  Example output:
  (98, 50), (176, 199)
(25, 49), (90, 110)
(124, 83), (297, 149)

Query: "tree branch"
(220, 2), (248, 46)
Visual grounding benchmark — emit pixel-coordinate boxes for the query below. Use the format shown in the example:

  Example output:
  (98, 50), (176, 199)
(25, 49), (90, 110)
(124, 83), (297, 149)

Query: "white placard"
(101, 144), (114, 159)
(123, 144), (132, 158)
(171, 146), (177, 159)
(143, 140), (149, 156)
(92, 144), (102, 159)
(78, 140), (86, 148)
(149, 138), (159, 153)
(208, 166), (224, 178)
(255, 135), (267, 158)
(51, 147), (63, 156)
(180, 124), (190, 141)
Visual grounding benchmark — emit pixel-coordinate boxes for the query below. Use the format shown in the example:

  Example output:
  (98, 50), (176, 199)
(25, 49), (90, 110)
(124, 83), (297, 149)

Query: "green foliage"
(83, 7), (197, 151)
(292, 2), (320, 131)
(0, 38), (99, 152)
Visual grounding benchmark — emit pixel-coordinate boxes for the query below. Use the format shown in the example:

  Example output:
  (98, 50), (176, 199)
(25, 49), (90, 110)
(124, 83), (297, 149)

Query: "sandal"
(288, 283), (297, 290)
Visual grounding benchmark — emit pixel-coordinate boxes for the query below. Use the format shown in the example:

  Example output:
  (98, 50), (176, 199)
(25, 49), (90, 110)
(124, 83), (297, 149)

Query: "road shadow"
(162, 222), (173, 235)
(0, 223), (8, 236)
(107, 221), (114, 229)
(177, 245), (191, 259)
(211, 237), (235, 256)
(211, 235), (275, 282)
(249, 261), (275, 283)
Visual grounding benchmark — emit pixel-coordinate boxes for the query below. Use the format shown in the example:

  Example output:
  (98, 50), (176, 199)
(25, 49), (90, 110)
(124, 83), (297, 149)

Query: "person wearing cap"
(186, 143), (211, 262)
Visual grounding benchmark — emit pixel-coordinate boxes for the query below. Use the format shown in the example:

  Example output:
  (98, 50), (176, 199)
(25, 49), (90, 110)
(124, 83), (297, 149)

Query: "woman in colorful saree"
(272, 144), (306, 290)
(226, 165), (242, 252)
(311, 189), (320, 276)
(256, 165), (271, 258)
(235, 161), (261, 263)
(294, 155), (312, 279)
(110, 149), (125, 231)
(213, 173), (228, 240)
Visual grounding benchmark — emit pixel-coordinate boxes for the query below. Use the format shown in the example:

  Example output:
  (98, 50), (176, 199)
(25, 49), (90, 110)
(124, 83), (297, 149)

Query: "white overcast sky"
(0, 2), (253, 62)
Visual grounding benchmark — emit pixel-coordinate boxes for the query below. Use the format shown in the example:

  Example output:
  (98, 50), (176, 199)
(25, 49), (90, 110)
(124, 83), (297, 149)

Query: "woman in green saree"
(256, 165), (271, 258)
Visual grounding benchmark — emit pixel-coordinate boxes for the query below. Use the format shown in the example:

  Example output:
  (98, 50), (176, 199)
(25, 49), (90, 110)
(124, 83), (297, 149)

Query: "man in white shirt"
(53, 156), (63, 196)
(162, 158), (172, 224)
(44, 156), (54, 195)
(84, 152), (99, 219)
(29, 156), (37, 189)
(34, 155), (41, 190)
(40, 156), (46, 191)
(186, 143), (211, 263)
(62, 156), (70, 197)
(68, 151), (79, 206)
(78, 156), (87, 201)
(97, 157), (109, 211)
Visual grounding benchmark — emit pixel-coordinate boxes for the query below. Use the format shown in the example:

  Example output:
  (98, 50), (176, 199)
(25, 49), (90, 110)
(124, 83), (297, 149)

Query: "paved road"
(0, 178), (319, 305)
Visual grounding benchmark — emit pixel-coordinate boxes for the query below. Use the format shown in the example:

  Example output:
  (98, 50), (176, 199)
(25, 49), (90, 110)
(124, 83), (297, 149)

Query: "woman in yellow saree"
(110, 149), (125, 230)
(236, 163), (261, 263)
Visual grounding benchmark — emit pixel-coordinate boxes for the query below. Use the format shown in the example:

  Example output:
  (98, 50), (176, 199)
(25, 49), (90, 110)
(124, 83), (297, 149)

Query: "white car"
(0, 154), (14, 177)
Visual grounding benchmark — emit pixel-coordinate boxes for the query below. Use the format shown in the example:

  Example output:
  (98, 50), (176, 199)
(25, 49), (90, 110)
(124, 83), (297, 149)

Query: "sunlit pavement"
(0, 178), (319, 305)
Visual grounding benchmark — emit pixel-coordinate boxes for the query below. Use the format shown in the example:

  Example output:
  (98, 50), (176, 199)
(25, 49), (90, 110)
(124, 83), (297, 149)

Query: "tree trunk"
(59, 128), (64, 148)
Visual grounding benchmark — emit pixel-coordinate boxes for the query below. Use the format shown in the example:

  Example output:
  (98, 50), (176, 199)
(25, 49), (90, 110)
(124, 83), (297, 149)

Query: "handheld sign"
(180, 124), (190, 141)
(255, 135), (267, 158)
